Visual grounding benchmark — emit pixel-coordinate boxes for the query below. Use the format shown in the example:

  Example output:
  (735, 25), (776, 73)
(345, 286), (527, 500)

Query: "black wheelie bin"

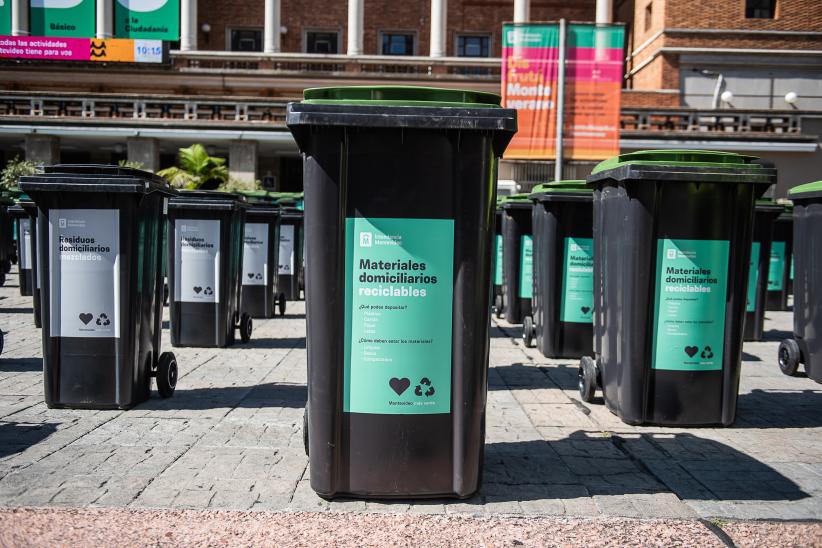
(287, 85), (516, 499)
(8, 201), (34, 296)
(522, 181), (593, 358)
(19, 164), (179, 408)
(577, 150), (775, 426)
(744, 201), (783, 341)
(499, 194), (533, 325)
(241, 201), (286, 318)
(277, 205), (304, 302)
(777, 181), (822, 382)
(167, 191), (253, 347)
(492, 204), (504, 315)
(766, 204), (792, 311)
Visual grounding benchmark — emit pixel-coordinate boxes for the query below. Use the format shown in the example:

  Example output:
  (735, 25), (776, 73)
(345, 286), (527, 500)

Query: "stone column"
(430, 0), (447, 57)
(11, 0), (29, 36)
(264, 0), (281, 53)
(347, 0), (364, 55)
(96, 0), (113, 39)
(513, 0), (529, 23)
(229, 140), (258, 184)
(180, 0), (198, 51)
(127, 138), (160, 172)
(24, 135), (59, 165)
(596, 0), (613, 23)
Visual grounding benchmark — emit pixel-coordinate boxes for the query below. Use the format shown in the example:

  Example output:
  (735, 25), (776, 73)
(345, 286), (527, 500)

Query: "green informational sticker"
(790, 255), (794, 281)
(344, 217), (454, 415)
(114, 0), (180, 40)
(494, 235), (503, 285)
(518, 235), (533, 299)
(0, 0), (11, 35)
(747, 242), (760, 312)
(651, 239), (729, 371)
(560, 237), (593, 323)
(30, 0), (95, 37)
(768, 241), (786, 291)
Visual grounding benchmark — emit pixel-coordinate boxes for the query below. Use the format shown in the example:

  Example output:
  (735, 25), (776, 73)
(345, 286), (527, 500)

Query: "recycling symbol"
(414, 377), (435, 397)
(95, 313), (111, 326)
(255, 273), (263, 280)
(701, 346), (714, 359)
(204, 287), (214, 296)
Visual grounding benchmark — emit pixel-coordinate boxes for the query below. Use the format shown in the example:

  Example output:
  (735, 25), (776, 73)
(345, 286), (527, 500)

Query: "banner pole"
(555, 18), (567, 181)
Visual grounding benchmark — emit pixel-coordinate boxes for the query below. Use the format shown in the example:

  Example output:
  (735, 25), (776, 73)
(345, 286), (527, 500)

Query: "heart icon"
(581, 306), (591, 314)
(247, 273), (254, 279)
(684, 346), (699, 358)
(389, 377), (410, 396)
(79, 313), (93, 325)
(193, 286), (202, 294)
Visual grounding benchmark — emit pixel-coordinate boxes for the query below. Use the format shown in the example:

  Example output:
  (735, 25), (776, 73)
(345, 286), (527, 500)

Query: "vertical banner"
(114, 0), (180, 40)
(501, 24), (559, 158)
(501, 23), (624, 160)
(0, 0), (11, 36)
(30, 0), (95, 37)
(565, 24), (625, 160)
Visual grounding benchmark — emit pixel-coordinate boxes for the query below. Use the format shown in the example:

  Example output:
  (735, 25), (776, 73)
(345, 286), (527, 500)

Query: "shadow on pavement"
(243, 337), (306, 350)
(0, 422), (57, 458)
(0, 358), (42, 372)
(137, 383), (307, 410)
(741, 351), (762, 362)
(763, 328), (792, 342)
(0, 307), (34, 314)
(735, 388), (822, 428)
(483, 431), (808, 502)
(489, 363), (559, 391)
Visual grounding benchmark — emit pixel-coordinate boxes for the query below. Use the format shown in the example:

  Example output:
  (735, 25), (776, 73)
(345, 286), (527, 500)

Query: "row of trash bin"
(3, 169), (305, 408)
(2, 85), (820, 503)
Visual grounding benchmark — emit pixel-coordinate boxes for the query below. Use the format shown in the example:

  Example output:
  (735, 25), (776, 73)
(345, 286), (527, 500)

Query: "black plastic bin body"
(167, 191), (247, 348)
(744, 202), (783, 341)
(586, 150), (774, 426)
(8, 203), (33, 296)
(287, 86), (516, 499)
(529, 181), (594, 358)
(786, 182), (822, 382)
(278, 207), (303, 301)
(19, 165), (174, 409)
(241, 204), (282, 318)
(766, 208), (793, 311)
(492, 208), (503, 308)
(0, 195), (16, 277)
(500, 195), (533, 325)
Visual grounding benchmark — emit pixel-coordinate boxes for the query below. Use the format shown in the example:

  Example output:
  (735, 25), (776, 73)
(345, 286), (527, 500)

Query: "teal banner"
(560, 237), (594, 324)
(518, 235), (533, 298)
(652, 239), (729, 371)
(494, 234), (503, 285)
(747, 242), (760, 312)
(114, 0), (179, 40)
(768, 241), (786, 291)
(30, 0), (95, 37)
(344, 217), (454, 415)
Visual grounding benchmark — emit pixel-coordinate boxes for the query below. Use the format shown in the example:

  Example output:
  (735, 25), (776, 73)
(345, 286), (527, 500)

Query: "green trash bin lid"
(499, 193), (533, 209)
(789, 180), (822, 201)
(588, 150), (776, 186)
(530, 180), (592, 202)
(303, 86), (502, 108)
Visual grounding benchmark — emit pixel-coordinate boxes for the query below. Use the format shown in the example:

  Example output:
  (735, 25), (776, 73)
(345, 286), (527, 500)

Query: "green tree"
(157, 144), (228, 189)
(0, 156), (39, 191)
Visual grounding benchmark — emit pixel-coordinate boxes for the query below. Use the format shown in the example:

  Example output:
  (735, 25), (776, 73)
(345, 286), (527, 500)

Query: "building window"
(305, 31), (339, 54)
(644, 2), (653, 32)
(745, 0), (776, 18)
(230, 28), (263, 52)
(457, 34), (490, 57)
(381, 32), (415, 55)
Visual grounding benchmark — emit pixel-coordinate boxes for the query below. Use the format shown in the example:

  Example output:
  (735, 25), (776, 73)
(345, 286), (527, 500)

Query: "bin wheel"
(494, 295), (503, 319)
(578, 356), (597, 403)
(278, 293), (287, 317)
(0, 270), (5, 287)
(522, 316), (535, 348)
(303, 406), (309, 456)
(163, 284), (169, 306)
(239, 313), (253, 343)
(0, 330), (4, 356)
(778, 339), (801, 377)
(1, 260), (9, 275)
(155, 352), (178, 398)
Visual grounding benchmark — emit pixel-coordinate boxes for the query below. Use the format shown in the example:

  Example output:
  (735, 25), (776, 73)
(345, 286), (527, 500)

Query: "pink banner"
(0, 36), (89, 61)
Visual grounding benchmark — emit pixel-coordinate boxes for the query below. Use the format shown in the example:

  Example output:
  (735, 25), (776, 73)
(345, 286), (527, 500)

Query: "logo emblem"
(359, 232), (372, 247)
